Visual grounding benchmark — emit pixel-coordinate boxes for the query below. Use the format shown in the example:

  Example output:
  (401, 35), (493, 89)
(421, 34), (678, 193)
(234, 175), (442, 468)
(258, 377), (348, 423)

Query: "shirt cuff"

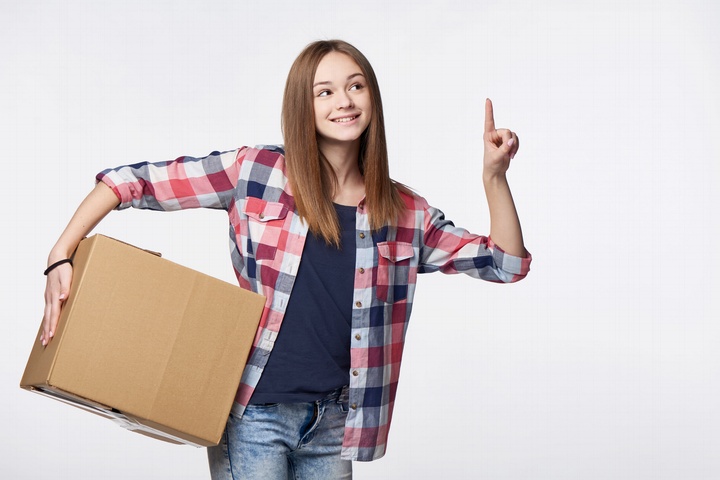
(95, 171), (131, 210)
(488, 237), (532, 279)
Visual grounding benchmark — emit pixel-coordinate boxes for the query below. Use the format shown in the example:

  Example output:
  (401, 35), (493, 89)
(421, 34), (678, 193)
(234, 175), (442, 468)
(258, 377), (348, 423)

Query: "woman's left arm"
(482, 98), (528, 258)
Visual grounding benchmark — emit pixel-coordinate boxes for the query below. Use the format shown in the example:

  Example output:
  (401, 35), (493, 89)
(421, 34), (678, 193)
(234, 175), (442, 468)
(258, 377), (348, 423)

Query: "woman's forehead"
(314, 52), (363, 83)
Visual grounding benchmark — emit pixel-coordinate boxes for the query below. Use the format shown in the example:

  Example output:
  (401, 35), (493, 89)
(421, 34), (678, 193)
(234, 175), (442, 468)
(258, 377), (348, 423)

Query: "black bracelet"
(44, 258), (73, 276)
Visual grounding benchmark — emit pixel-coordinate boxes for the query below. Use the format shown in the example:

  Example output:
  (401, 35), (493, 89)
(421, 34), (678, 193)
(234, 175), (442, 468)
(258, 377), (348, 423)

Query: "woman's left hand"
(483, 98), (519, 178)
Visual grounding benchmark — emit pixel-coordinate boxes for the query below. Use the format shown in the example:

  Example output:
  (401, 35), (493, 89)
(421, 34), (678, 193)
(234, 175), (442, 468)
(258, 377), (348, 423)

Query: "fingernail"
(59, 294), (66, 300)
(49, 331), (54, 338)
(507, 138), (515, 147)
(41, 338), (46, 346)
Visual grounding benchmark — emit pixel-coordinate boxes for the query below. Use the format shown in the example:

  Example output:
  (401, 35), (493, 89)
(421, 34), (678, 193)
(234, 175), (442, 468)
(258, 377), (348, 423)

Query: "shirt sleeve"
(418, 197), (531, 283)
(95, 148), (248, 212)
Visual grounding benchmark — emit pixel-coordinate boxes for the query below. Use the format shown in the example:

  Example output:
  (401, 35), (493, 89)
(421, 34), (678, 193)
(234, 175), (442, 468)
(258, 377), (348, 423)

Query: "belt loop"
(337, 385), (349, 404)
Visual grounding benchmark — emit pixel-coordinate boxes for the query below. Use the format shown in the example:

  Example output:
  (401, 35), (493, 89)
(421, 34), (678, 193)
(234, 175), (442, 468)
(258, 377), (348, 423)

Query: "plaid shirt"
(97, 145), (531, 461)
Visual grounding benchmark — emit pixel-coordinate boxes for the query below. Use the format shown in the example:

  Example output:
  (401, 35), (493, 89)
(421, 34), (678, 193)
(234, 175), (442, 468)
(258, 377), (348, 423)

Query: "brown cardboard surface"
(21, 234), (265, 446)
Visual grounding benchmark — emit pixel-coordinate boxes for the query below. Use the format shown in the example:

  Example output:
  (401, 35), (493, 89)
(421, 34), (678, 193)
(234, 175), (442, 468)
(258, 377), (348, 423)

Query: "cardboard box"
(21, 234), (265, 447)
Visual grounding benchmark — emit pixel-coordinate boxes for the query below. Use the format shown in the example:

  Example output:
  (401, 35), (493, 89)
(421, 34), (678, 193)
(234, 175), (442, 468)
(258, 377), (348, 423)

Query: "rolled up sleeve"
(96, 148), (246, 212)
(419, 199), (531, 282)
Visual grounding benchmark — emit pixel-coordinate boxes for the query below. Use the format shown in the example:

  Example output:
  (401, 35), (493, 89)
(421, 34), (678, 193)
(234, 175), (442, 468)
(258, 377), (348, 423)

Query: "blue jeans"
(207, 386), (352, 479)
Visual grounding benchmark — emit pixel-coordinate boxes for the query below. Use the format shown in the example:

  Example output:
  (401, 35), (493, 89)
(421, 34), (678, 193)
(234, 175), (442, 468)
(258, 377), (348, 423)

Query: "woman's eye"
(317, 90), (331, 97)
(349, 84), (363, 91)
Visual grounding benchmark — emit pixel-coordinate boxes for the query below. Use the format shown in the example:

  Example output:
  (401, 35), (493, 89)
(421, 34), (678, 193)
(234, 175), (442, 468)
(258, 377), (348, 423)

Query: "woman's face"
(312, 51), (372, 150)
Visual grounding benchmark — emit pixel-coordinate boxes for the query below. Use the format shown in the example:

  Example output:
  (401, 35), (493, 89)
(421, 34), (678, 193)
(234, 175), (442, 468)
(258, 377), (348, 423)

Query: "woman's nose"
(336, 91), (353, 109)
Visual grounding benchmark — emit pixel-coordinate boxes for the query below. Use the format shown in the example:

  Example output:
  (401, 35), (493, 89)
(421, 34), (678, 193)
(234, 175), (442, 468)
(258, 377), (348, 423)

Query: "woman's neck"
(319, 139), (365, 206)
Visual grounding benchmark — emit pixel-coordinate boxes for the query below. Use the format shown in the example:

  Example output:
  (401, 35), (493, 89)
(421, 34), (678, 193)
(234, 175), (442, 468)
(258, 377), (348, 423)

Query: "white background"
(2, 0), (719, 478)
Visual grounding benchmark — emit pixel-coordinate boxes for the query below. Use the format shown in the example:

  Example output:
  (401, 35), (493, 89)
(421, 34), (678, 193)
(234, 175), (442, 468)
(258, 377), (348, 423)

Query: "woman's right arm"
(41, 182), (120, 346)
(41, 148), (247, 346)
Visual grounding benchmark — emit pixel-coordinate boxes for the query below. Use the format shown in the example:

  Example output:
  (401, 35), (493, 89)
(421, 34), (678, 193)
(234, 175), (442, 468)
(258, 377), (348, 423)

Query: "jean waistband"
(323, 385), (349, 405)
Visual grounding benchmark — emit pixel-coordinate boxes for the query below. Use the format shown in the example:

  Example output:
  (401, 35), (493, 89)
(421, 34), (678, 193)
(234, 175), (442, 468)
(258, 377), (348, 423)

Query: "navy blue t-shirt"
(250, 203), (356, 403)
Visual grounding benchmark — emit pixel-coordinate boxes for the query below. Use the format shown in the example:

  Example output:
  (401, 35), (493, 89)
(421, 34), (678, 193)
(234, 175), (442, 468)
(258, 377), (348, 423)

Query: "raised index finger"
(484, 98), (495, 133)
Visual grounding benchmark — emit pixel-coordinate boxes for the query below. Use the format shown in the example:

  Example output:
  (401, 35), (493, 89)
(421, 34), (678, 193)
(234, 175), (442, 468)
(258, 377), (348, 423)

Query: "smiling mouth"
(332, 115), (359, 123)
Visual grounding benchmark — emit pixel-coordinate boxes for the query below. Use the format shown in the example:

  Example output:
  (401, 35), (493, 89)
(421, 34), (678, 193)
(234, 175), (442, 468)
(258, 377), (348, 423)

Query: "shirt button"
(352, 370), (359, 376)
(258, 213), (265, 219)
(350, 403), (357, 410)
(355, 334), (361, 340)
(358, 267), (365, 274)
(355, 301), (362, 308)
(359, 232), (365, 239)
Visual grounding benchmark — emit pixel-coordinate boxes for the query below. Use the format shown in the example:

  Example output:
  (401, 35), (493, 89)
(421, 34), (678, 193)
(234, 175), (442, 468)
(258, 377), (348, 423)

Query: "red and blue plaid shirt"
(97, 145), (531, 461)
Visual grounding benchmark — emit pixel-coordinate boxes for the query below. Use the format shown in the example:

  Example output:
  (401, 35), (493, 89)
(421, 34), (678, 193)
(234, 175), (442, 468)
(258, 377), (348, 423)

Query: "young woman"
(41, 39), (531, 479)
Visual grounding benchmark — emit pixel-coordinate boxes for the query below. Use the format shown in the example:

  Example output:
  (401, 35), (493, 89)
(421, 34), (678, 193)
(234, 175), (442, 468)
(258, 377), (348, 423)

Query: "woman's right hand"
(41, 259), (74, 346)
(39, 181), (121, 346)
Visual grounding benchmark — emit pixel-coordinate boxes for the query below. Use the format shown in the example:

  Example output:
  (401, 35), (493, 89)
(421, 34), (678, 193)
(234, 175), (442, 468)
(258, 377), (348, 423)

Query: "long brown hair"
(282, 39), (407, 247)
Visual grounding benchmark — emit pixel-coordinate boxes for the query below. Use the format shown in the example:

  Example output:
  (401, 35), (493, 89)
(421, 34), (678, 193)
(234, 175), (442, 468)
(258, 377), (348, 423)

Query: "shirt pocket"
(242, 196), (289, 261)
(376, 241), (415, 303)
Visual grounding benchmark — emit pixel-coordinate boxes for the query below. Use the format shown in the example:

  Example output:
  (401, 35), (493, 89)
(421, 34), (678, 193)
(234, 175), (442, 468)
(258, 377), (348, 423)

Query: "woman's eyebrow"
(313, 73), (365, 88)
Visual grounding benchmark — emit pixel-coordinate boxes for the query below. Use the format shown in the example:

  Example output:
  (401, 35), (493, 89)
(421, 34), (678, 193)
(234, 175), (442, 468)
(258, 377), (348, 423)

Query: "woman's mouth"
(333, 115), (359, 123)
